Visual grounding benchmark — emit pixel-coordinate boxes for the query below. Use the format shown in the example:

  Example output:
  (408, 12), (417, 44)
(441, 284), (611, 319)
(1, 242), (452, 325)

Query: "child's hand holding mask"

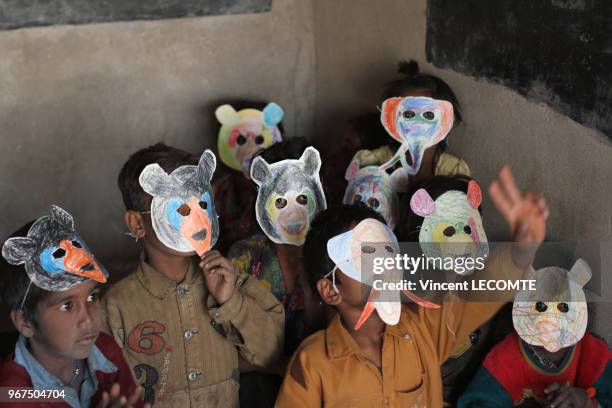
(199, 250), (238, 304)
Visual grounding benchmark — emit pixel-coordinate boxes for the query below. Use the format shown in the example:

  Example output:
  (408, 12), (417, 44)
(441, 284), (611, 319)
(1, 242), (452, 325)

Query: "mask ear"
(410, 188), (436, 217)
(467, 180), (482, 209)
(433, 100), (455, 144)
(345, 160), (361, 181)
(568, 258), (592, 287)
(388, 168), (409, 193)
(49, 205), (75, 231)
(263, 103), (284, 128)
(139, 164), (176, 197)
(215, 104), (241, 127)
(197, 150), (217, 183)
(250, 156), (272, 187)
(381, 97), (404, 142)
(2, 237), (37, 265)
(301, 147), (322, 176)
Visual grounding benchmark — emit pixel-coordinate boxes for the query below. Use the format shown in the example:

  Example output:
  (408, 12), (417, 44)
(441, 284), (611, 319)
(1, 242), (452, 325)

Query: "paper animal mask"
(410, 180), (488, 275)
(327, 218), (439, 330)
(380, 96), (454, 175)
(139, 150), (219, 256)
(216, 103), (284, 175)
(342, 160), (407, 230)
(513, 259), (591, 353)
(2, 205), (107, 292)
(250, 146), (326, 246)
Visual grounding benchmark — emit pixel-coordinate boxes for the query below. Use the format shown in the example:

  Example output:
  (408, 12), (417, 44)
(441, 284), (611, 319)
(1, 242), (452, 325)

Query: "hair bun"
(398, 60), (419, 78)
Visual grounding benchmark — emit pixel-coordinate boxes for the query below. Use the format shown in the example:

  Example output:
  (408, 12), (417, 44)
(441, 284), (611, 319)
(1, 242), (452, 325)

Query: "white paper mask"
(513, 259), (591, 353)
(250, 146), (327, 246)
(342, 160), (407, 230)
(139, 150), (219, 256)
(2, 205), (108, 291)
(410, 180), (488, 275)
(327, 218), (438, 330)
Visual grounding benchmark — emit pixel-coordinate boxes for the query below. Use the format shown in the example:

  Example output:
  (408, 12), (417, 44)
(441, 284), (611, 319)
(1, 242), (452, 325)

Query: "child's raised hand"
(97, 384), (150, 408)
(199, 250), (238, 304)
(544, 381), (591, 408)
(489, 166), (549, 244)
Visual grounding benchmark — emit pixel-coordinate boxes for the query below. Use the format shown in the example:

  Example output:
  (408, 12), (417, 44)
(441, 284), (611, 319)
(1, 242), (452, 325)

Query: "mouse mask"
(139, 150), (219, 256)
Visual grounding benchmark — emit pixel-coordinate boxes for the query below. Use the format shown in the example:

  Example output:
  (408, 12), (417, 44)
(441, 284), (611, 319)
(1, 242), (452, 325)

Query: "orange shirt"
(276, 246), (523, 408)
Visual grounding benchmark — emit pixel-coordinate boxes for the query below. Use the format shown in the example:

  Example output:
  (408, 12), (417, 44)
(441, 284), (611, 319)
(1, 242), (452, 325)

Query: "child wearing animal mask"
(104, 143), (284, 407)
(213, 101), (284, 253)
(276, 166), (549, 408)
(229, 138), (328, 357)
(398, 175), (498, 405)
(1, 206), (146, 408)
(379, 60), (470, 184)
(322, 112), (400, 206)
(459, 259), (611, 407)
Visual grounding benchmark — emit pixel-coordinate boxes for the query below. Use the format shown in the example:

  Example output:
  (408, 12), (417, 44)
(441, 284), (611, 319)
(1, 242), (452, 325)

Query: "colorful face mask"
(513, 259), (590, 353)
(216, 103), (284, 176)
(139, 150), (219, 256)
(250, 146), (326, 246)
(410, 180), (488, 275)
(2, 205), (107, 292)
(380, 96), (454, 175)
(342, 160), (407, 230)
(327, 218), (438, 330)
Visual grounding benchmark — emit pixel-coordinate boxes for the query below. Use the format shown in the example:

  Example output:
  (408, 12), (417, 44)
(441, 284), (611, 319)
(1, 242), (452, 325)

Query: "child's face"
(31, 280), (102, 361)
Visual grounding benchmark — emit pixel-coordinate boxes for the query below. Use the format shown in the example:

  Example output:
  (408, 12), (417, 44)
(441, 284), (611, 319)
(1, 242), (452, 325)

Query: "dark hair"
(117, 143), (197, 211)
(382, 60), (463, 123)
(348, 112), (400, 151)
(0, 222), (50, 325)
(396, 175), (480, 242)
(303, 204), (385, 294)
(257, 137), (311, 164)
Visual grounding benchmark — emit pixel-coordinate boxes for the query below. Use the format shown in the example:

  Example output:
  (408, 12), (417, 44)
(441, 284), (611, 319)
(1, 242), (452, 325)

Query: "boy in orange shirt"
(276, 167), (549, 407)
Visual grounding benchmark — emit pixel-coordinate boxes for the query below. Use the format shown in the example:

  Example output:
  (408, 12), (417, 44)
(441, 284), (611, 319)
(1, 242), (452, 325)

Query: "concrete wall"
(0, 0), (315, 277)
(313, 0), (612, 341)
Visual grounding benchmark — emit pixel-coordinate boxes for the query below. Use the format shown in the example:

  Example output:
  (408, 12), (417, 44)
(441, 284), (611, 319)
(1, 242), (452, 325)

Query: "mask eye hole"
(275, 198), (287, 209)
(199, 201), (207, 210)
(52, 248), (66, 259)
(361, 245), (376, 254)
(367, 197), (380, 209)
(385, 245), (394, 254)
(177, 204), (191, 216)
(236, 135), (247, 146)
(557, 303), (569, 313)
(296, 195), (308, 205)
(353, 194), (363, 204)
(255, 135), (265, 145)
(443, 226), (456, 237)
(422, 111), (435, 120)
(535, 301), (548, 312)
(463, 225), (472, 235)
(403, 110), (416, 119)
(71, 240), (82, 248)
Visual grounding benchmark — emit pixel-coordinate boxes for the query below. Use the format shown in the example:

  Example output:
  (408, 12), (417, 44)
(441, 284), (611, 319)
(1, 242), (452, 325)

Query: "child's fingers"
(110, 383), (121, 400)
(498, 166), (521, 205)
(544, 382), (561, 394)
(489, 181), (513, 221)
(97, 391), (110, 408)
(126, 387), (142, 406)
(200, 250), (221, 263)
(201, 255), (227, 271)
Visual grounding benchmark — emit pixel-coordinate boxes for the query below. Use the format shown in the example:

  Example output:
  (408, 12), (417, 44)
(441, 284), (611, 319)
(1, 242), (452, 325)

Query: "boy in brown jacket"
(276, 167), (549, 407)
(104, 143), (284, 407)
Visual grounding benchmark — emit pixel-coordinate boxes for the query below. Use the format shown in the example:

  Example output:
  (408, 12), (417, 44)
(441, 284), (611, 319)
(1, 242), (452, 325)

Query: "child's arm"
(457, 366), (514, 408)
(420, 167), (549, 362)
(201, 251), (285, 368)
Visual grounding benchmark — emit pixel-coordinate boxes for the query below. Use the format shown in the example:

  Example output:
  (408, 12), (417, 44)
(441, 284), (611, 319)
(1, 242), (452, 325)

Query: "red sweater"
(0, 332), (143, 408)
